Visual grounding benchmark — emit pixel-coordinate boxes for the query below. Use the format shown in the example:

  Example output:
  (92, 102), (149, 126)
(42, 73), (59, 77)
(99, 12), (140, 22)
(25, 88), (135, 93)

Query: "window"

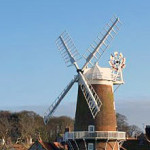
(88, 125), (95, 132)
(88, 143), (94, 150)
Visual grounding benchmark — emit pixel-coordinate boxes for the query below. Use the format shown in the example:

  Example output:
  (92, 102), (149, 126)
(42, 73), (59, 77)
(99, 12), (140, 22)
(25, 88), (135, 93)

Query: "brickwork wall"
(74, 84), (117, 131)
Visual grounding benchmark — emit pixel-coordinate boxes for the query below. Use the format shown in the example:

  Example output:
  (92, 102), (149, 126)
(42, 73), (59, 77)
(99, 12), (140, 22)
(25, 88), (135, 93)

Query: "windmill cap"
(84, 63), (113, 81)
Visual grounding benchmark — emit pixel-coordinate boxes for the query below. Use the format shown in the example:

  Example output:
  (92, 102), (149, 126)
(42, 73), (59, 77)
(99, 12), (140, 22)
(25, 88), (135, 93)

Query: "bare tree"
(127, 125), (142, 137)
(116, 113), (142, 137)
(44, 116), (74, 141)
(0, 111), (12, 146)
(116, 113), (129, 131)
(18, 111), (39, 145)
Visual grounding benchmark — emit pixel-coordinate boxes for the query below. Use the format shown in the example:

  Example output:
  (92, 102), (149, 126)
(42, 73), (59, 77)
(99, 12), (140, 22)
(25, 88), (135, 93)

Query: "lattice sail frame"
(82, 16), (121, 69)
(44, 76), (78, 124)
(79, 78), (102, 118)
(56, 31), (81, 67)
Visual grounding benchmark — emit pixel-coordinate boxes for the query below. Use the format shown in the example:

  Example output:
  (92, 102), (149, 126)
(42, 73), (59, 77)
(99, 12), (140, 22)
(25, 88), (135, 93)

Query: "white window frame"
(88, 125), (95, 132)
(88, 143), (94, 150)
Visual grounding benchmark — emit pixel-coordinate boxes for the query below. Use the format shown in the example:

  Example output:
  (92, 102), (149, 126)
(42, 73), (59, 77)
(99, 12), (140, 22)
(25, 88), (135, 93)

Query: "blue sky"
(0, 0), (150, 128)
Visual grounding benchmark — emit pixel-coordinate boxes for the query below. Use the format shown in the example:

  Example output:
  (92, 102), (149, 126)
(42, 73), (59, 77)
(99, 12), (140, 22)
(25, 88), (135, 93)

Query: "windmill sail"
(82, 17), (121, 70)
(44, 76), (78, 124)
(78, 73), (102, 118)
(56, 31), (81, 67)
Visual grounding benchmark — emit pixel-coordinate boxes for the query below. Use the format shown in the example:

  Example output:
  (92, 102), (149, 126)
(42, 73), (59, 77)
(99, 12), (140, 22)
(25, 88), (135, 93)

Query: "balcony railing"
(64, 131), (126, 141)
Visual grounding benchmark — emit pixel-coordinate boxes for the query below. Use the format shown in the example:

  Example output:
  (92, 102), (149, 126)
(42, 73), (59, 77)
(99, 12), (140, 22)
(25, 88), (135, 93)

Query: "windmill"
(44, 16), (126, 150)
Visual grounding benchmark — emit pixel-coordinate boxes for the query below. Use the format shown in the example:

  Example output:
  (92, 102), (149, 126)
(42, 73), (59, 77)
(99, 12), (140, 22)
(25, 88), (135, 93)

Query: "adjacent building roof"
(28, 140), (67, 150)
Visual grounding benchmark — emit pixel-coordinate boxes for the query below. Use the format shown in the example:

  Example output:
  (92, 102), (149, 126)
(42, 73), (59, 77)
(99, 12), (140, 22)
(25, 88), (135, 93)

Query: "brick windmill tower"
(44, 17), (126, 150)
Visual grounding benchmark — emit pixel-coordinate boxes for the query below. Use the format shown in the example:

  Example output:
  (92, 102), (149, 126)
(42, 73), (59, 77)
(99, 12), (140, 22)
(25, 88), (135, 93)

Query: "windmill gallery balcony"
(64, 131), (126, 141)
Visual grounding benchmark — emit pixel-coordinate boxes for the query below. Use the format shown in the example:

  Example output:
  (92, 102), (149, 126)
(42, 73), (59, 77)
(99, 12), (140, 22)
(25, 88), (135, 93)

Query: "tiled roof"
(39, 141), (54, 150)
(12, 144), (27, 150)
(29, 140), (67, 150)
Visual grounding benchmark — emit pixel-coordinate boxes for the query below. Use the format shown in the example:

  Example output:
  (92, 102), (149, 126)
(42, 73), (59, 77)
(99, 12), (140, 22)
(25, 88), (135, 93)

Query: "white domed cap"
(84, 63), (113, 81)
